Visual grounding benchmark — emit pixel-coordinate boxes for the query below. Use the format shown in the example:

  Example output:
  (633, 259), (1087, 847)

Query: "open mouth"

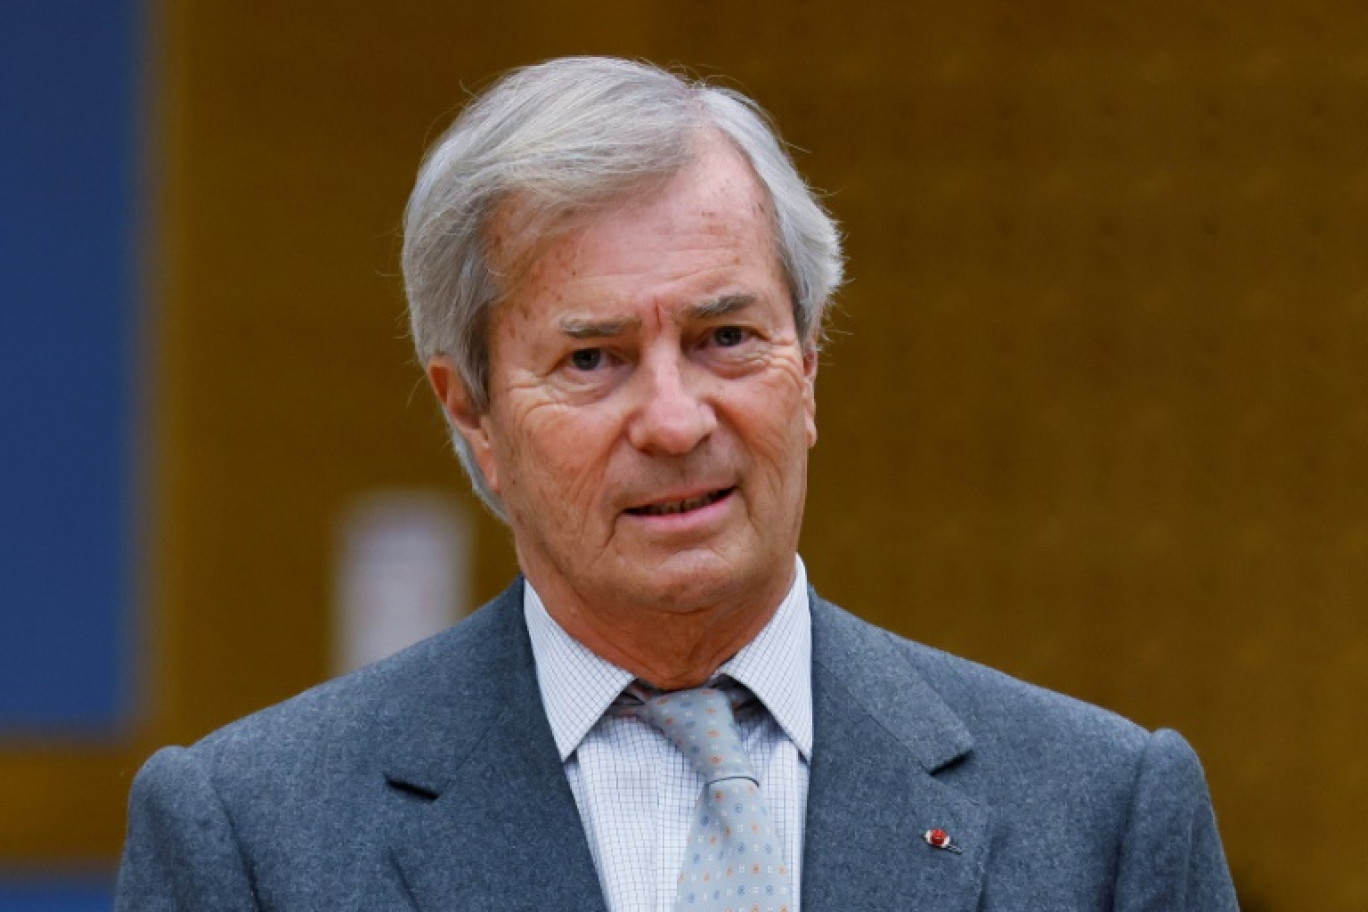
(625, 487), (735, 517)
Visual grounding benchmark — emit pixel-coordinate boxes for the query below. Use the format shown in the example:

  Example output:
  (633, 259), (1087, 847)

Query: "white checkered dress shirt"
(524, 557), (813, 912)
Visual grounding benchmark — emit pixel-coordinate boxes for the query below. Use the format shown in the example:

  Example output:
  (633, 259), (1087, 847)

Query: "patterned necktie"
(630, 683), (792, 912)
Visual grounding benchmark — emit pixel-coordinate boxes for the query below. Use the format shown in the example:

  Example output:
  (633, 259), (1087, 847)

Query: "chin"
(627, 553), (769, 614)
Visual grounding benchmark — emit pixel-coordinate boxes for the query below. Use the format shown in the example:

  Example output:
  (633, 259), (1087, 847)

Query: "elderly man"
(117, 57), (1236, 910)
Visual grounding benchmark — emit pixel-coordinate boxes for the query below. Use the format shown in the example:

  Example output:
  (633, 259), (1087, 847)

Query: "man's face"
(435, 134), (817, 624)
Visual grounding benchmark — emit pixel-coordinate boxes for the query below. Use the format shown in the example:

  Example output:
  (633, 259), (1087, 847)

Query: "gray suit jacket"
(117, 583), (1237, 910)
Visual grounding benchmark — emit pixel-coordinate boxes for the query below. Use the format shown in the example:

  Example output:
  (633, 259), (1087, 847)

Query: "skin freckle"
(470, 131), (812, 688)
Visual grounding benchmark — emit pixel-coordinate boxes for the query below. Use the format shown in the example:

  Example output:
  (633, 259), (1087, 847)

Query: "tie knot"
(628, 685), (756, 784)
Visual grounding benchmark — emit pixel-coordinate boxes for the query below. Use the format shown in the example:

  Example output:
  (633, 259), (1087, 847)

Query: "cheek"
(765, 361), (817, 440)
(737, 386), (815, 484)
(503, 406), (616, 505)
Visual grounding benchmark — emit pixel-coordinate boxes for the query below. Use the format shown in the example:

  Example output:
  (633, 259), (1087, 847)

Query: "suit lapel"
(804, 596), (991, 911)
(374, 583), (989, 911)
(384, 583), (607, 912)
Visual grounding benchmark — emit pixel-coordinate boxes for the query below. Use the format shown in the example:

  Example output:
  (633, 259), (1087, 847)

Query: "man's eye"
(569, 348), (603, 371)
(712, 326), (747, 347)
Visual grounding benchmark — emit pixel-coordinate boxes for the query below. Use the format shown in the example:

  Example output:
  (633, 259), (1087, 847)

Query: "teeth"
(636, 490), (726, 516)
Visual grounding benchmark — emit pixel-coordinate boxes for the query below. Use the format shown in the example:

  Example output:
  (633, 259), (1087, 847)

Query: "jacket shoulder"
(171, 581), (527, 791)
(119, 581), (539, 909)
(809, 594), (1236, 909)
(811, 592), (1150, 756)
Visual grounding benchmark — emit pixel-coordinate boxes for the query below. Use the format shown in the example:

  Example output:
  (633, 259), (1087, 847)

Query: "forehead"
(489, 134), (783, 314)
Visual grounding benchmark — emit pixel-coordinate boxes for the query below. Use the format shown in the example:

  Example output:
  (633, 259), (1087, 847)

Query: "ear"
(802, 348), (818, 448)
(426, 356), (501, 494)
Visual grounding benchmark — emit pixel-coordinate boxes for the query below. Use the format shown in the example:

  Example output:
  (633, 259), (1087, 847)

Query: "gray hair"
(402, 56), (843, 515)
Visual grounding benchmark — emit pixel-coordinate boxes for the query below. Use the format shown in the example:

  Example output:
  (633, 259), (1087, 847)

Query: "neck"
(526, 565), (795, 690)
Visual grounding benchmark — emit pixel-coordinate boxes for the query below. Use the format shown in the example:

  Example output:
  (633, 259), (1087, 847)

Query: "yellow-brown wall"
(6, 2), (1366, 908)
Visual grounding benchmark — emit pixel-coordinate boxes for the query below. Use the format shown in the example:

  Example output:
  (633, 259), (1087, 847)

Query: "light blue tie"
(632, 684), (792, 912)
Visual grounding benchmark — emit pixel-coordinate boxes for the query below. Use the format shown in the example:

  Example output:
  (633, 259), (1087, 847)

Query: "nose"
(626, 350), (717, 455)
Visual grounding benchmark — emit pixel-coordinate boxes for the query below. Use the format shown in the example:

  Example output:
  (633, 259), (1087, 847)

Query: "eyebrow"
(556, 294), (758, 339)
(558, 316), (641, 339)
(683, 293), (757, 321)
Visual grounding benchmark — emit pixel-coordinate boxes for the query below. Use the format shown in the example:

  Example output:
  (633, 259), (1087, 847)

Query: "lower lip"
(623, 489), (736, 533)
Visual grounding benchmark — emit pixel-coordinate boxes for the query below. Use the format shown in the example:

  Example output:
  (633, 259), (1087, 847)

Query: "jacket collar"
(380, 581), (989, 912)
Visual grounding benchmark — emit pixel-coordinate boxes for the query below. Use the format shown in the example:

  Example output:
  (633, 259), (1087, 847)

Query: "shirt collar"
(524, 556), (814, 762)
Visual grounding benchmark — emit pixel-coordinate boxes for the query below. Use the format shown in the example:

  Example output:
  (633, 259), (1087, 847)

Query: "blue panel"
(0, 2), (143, 731)
(0, 880), (112, 912)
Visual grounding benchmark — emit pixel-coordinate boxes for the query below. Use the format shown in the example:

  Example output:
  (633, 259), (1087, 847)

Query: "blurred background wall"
(2, 1), (1366, 908)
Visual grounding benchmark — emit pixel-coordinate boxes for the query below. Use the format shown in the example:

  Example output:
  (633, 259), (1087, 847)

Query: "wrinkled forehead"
(484, 130), (781, 303)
